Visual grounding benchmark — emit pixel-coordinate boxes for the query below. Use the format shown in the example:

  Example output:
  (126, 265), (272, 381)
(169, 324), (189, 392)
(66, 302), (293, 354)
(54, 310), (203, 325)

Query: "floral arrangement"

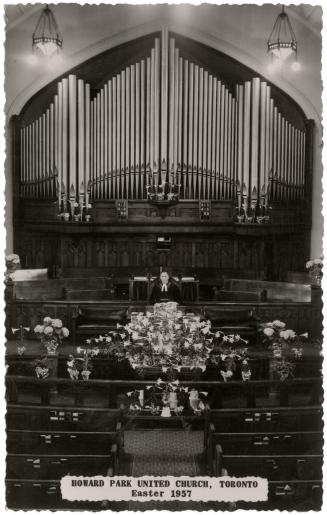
(76, 303), (250, 381)
(67, 349), (95, 380)
(34, 317), (69, 354)
(260, 320), (306, 380)
(12, 325), (30, 356)
(306, 257), (323, 285)
(5, 254), (21, 280)
(33, 357), (51, 379)
(125, 378), (208, 417)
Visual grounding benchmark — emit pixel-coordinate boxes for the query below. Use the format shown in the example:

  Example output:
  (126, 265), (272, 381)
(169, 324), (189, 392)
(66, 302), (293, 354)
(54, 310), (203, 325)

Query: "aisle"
(125, 429), (208, 511)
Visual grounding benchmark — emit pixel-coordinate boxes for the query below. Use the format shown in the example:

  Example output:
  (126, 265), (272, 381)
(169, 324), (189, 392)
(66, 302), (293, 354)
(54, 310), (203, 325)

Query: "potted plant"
(260, 320), (306, 381)
(33, 356), (51, 379)
(306, 258), (323, 286)
(34, 317), (69, 355)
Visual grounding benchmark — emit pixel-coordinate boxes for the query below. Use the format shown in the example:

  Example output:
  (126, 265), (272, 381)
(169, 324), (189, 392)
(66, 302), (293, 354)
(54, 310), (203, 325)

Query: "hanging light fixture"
(32, 5), (63, 57)
(267, 6), (297, 61)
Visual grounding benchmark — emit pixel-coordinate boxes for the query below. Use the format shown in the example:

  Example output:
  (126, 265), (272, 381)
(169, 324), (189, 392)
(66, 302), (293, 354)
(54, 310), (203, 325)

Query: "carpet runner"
(125, 429), (208, 511)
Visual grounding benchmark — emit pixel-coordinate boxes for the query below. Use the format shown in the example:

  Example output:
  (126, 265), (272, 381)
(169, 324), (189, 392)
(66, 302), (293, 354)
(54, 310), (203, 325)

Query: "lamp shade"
(32, 6), (63, 57)
(267, 7), (297, 61)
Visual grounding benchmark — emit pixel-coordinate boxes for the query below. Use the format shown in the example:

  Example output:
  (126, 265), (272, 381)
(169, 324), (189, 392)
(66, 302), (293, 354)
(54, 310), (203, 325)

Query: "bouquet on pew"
(207, 331), (251, 382)
(260, 320), (306, 380)
(34, 316), (69, 354)
(306, 257), (323, 286)
(67, 349), (95, 380)
(125, 378), (208, 416)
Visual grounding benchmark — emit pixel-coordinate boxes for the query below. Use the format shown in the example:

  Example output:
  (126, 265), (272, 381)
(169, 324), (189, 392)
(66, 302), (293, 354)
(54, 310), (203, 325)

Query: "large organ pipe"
(112, 77), (117, 199)
(54, 95), (59, 202)
(161, 28), (168, 168)
(125, 67), (131, 199)
(130, 65), (135, 198)
(287, 122), (292, 199)
(168, 38), (175, 171)
(173, 48), (179, 174)
(219, 84), (225, 198)
(259, 81), (267, 196)
(121, 70), (126, 199)
(281, 117), (285, 200)
(251, 78), (260, 200)
(277, 112), (282, 199)
(202, 70), (208, 198)
(146, 57), (151, 173)
(104, 83), (108, 199)
(211, 78), (217, 199)
(243, 81), (251, 202)
(290, 125), (295, 200)
(108, 80), (113, 199)
(116, 74), (121, 198)
(215, 80), (221, 199)
(90, 100), (94, 200)
(198, 67), (204, 199)
(207, 74), (213, 199)
(85, 84), (91, 205)
(78, 79), (85, 200)
(96, 92), (101, 199)
(150, 49), (155, 175)
(68, 75), (77, 199)
(296, 129), (300, 196)
(236, 84), (243, 203)
(178, 56), (183, 171)
(301, 130), (306, 195)
(35, 119), (40, 197)
(226, 92), (232, 199)
(193, 65), (199, 199)
(231, 97), (236, 199)
(182, 59), (189, 198)
(264, 86), (271, 193)
(154, 38), (160, 174)
(188, 62), (194, 198)
(20, 128), (24, 196)
(135, 61), (141, 199)
(140, 60), (145, 198)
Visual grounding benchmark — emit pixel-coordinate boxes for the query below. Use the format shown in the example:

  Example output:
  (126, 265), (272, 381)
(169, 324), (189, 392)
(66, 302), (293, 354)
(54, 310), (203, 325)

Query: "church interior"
(4, 3), (323, 511)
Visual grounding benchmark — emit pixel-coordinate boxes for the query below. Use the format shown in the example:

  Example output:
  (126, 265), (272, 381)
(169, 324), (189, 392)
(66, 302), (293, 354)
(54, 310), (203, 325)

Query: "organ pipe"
(19, 33), (307, 207)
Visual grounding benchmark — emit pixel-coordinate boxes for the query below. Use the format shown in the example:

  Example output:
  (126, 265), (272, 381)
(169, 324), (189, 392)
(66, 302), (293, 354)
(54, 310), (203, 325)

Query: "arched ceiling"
(5, 3), (322, 125)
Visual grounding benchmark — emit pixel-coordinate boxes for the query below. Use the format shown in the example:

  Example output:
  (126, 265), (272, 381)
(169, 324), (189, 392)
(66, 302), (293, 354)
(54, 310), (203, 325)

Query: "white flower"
(61, 327), (70, 338)
(43, 326), (54, 335)
(106, 336), (112, 343)
(184, 341), (190, 349)
(132, 332), (139, 340)
(215, 331), (221, 338)
(234, 334), (240, 341)
(306, 260), (314, 269)
(313, 258), (322, 265)
(76, 347), (82, 354)
(34, 324), (44, 334)
(272, 320), (286, 329)
(264, 327), (274, 337)
(300, 332), (308, 338)
(43, 317), (52, 326)
(52, 319), (63, 329)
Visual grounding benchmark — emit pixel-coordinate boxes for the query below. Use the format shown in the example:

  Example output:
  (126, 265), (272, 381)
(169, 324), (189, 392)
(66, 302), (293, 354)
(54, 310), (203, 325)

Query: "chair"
(128, 276), (150, 301)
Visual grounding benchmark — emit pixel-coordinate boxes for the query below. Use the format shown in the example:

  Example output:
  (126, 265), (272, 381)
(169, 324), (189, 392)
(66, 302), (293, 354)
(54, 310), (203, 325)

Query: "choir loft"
(4, 4), (323, 512)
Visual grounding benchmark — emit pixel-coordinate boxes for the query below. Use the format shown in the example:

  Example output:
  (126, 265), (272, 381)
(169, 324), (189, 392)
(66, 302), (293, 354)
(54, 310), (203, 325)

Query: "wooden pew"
(207, 430), (323, 455)
(7, 452), (118, 479)
(207, 406), (323, 433)
(216, 448), (323, 481)
(7, 404), (122, 431)
(71, 305), (128, 343)
(222, 278), (312, 303)
(6, 479), (108, 510)
(6, 376), (323, 409)
(12, 277), (111, 301)
(7, 429), (122, 455)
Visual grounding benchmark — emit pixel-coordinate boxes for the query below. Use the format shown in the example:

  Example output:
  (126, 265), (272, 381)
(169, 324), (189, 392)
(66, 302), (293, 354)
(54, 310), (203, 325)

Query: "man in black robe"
(150, 271), (182, 304)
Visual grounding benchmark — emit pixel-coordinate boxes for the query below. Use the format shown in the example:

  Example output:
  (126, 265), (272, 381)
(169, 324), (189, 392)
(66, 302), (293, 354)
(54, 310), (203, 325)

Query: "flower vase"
(64, 213), (70, 222)
(35, 366), (50, 379)
(17, 345), (26, 356)
(73, 215), (79, 222)
(241, 370), (251, 382)
(168, 391), (178, 410)
(279, 371), (289, 381)
(85, 214), (91, 222)
(161, 406), (171, 417)
(81, 370), (91, 381)
(44, 340), (59, 355)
